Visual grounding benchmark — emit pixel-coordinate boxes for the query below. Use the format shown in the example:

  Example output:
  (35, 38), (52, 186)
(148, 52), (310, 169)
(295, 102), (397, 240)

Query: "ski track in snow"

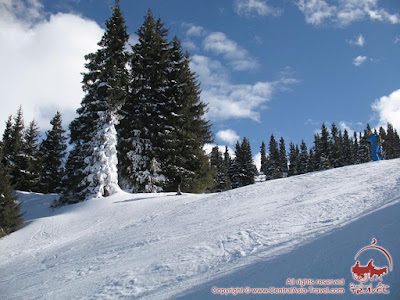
(0, 159), (399, 299)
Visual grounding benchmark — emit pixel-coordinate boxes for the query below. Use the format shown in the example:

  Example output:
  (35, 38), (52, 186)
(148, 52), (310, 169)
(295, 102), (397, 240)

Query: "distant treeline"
(209, 122), (400, 192)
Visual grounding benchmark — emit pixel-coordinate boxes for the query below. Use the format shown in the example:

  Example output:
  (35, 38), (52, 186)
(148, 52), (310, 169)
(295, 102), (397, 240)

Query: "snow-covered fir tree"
(118, 10), (168, 192)
(119, 13), (213, 193)
(61, 1), (129, 203)
(38, 112), (68, 193)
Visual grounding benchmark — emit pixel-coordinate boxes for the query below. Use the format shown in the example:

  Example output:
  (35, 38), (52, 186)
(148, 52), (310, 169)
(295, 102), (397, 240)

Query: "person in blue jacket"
(366, 133), (384, 161)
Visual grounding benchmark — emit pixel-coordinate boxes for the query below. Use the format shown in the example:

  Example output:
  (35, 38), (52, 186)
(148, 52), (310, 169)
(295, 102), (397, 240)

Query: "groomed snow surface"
(1, 159), (400, 299)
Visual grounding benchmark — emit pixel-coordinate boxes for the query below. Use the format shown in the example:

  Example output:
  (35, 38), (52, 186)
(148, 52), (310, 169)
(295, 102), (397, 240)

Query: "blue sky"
(1, 0), (399, 164)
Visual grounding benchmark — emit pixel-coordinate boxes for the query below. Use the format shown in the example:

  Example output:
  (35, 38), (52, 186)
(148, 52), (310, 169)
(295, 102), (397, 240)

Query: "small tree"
(0, 163), (23, 238)
(230, 138), (257, 188)
(20, 120), (41, 191)
(279, 137), (288, 177)
(210, 146), (230, 192)
(39, 112), (68, 193)
(266, 135), (282, 180)
(298, 140), (308, 174)
(288, 142), (299, 176)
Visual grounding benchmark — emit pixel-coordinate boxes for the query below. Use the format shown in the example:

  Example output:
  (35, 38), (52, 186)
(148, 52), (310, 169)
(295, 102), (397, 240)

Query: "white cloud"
(339, 121), (355, 136)
(186, 25), (204, 36)
(190, 55), (298, 122)
(0, 0), (104, 134)
(297, 0), (400, 26)
(372, 89), (400, 131)
(203, 32), (259, 71)
(234, 0), (283, 17)
(353, 55), (367, 66)
(216, 129), (240, 145)
(347, 34), (365, 46)
(296, 0), (336, 25)
(395, 36), (400, 44)
(182, 40), (198, 51)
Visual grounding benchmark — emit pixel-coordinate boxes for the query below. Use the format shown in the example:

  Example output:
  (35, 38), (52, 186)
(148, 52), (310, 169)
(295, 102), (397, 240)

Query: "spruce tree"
(279, 137), (288, 177)
(298, 140), (308, 174)
(307, 149), (316, 173)
(162, 37), (213, 193)
(9, 107), (26, 188)
(342, 129), (354, 166)
(230, 138), (257, 188)
(329, 123), (343, 168)
(312, 134), (321, 171)
(210, 146), (229, 192)
(319, 123), (331, 170)
(357, 132), (371, 163)
(20, 120), (41, 191)
(260, 141), (268, 175)
(229, 141), (242, 189)
(118, 10), (169, 192)
(241, 138), (257, 185)
(1, 115), (13, 169)
(223, 146), (232, 189)
(288, 142), (298, 176)
(119, 13), (213, 193)
(0, 162), (23, 238)
(61, 1), (129, 203)
(353, 132), (360, 164)
(384, 123), (400, 159)
(39, 112), (68, 193)
(266, 135), (282, 179)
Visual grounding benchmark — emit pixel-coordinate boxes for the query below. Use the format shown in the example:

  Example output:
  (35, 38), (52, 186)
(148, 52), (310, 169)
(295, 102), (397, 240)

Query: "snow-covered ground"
(1, 159), (399, 299)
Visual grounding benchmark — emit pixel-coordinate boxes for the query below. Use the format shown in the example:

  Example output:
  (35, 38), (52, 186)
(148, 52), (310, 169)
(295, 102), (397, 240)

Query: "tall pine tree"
(162, 37), (213, 192)
(266, 135), (282, 180)
(118, 10), (169, 192)
(61, 1), (129, 203)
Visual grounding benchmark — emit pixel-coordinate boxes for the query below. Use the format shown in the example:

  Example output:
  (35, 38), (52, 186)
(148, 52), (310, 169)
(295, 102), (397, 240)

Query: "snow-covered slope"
(1, 159), (400, 299)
